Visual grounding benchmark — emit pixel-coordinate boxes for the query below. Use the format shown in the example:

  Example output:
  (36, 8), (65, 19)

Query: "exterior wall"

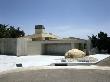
(27, 41), (42, 55)
(17, 38), (27, 56)
(0, 38), (28, 56)
(44, 43), (71, 55)
(0, 38), (87, 56)
(26, 39), (87, 55)
(35, 29), (45, 34)
(87, 39), (92, 54)
(0, 38), (17, 55)
(71, 43), (75, 49)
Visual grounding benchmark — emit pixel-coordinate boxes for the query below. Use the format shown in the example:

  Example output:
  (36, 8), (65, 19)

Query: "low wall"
(0, 38), (27, 56)
(17, 38), (27, 56)
(0, 38), (87, 56)
(26, 40), (86, 55)
(0, 38), (17, 55)
(27, 41), (42, 55)
(43, 43), (71, 55)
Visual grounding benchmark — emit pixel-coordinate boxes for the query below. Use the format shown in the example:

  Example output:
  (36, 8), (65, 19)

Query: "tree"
(89, 34), (97, 48)
(0, 24), (25, 38)
(0, 24), (8, 38)
(16, 27), (25, 38)
(97, 32), (108, 52)
(89, 31), (110, 54)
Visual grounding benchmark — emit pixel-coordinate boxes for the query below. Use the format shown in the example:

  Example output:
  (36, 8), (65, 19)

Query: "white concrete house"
(0, 25), (87, 56)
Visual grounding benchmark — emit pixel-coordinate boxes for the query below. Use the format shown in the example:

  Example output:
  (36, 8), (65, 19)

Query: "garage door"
(44, 43), (71, 55)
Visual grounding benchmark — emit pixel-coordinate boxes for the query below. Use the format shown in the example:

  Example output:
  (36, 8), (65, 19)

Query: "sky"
(0, 0), (110, 39)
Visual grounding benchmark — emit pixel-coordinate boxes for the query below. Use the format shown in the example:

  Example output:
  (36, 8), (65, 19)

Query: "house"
(0, 25), (87, 56)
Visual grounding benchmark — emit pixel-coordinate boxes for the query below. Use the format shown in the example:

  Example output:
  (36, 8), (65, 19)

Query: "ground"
(0, 54), (110, 82)
(0, 68), (110, 82)
(0, 54), (109, 72)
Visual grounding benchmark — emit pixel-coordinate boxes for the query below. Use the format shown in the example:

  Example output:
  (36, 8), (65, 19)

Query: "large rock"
(65, 49), (86, 58)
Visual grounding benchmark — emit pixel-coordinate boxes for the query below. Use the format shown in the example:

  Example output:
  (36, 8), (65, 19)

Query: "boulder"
(65, 49), (86, 58)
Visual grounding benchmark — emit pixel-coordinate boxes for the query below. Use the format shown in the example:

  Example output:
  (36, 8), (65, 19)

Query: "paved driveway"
(0, 68), (110, 82)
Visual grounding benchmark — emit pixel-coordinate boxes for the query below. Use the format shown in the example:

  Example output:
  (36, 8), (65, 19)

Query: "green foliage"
(89, 31), (110, 53)
(0, 24), (25, 38)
